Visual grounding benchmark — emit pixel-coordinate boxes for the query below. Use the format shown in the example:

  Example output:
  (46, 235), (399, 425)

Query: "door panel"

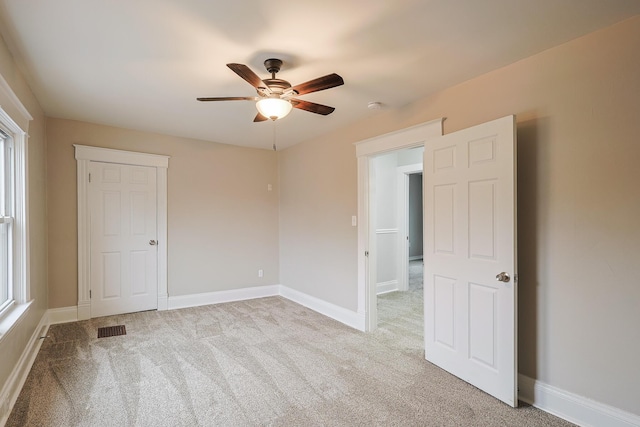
(102, 252), (121, 298)
(424, 115), (517, 406)
(468, 282), (498, 368)
(433, 184), (455, 254)
(90, 162), (158, 317)
(131, 250), (149, 295)
(434, 275), (456, 349)
(468, 180), (497, 259)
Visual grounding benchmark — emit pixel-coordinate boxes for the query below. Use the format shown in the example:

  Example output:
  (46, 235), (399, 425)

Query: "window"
(0, 129), (13, 312)
(0, 108), (28, 320)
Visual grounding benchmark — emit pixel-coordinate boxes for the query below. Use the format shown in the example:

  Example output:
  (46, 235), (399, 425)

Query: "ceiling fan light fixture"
(256, 97), (292, 120)
(198, 61), (343, 122)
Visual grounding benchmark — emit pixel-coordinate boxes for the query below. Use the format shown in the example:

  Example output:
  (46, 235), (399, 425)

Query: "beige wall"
(279, 124), (360, 309)
(0, 34), (48, 404)
(46, 119), (279, 307)
(278, 16), (640, 415)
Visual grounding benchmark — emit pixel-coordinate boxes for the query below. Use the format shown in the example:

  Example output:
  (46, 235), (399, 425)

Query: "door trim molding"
(354, 119), (443, 331)
(74, 145), (170, 320)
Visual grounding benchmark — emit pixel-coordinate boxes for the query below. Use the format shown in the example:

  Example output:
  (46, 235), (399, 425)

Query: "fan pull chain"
(272, 119), (277, 151)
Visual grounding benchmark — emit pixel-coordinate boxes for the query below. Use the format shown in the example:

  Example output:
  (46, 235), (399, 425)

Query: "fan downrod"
(262, 58), (292, 92)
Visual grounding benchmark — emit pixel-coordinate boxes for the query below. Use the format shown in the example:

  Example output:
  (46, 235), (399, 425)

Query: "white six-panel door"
(89, 161), (158, 318)
(423, 115), (517, 406)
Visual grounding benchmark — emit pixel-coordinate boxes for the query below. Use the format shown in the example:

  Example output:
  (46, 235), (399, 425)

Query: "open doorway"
(400, 167), (423, 293)
(355, 118), (443, 333)
(372, 148), (424, 350)
(407, 172), (424, 294)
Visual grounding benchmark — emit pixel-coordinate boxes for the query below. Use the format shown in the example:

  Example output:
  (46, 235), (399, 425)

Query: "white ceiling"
(1, 1), (638, 150)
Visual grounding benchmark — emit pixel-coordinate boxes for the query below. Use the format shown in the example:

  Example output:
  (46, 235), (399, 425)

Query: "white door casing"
(423, 115), (517, 406)
(75, 145), (169, 320)
(355, 118), (444, 332)
(89, 162), (158, 317)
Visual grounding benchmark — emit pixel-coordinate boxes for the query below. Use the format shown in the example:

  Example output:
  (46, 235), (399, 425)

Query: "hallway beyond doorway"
(377, 259), (423, 353)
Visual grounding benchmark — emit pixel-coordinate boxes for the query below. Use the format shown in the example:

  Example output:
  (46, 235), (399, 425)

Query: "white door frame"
(354, 119), (443, 331)
(74, 145), (169, 320)
(397, 163), (423, 292)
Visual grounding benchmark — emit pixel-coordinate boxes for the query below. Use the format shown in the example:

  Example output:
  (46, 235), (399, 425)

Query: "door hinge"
(365, 251), (369, 257)
(89, 290), (92, 298)
(88, 173), (91, 183)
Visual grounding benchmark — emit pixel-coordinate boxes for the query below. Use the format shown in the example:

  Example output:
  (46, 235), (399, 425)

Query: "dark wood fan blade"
(227, 63), (270, 92)
(291, 99), (335, 115)
(291, 73), (344, 95)
(254, 113), (269, 122)
(197, 96), (256, 101)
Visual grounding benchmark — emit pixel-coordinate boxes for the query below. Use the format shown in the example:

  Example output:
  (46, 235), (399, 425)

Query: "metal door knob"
(496, 272), (510, 283)
(149, 240), (157, 246)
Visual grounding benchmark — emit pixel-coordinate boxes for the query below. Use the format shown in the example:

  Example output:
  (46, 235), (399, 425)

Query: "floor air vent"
(97, 325), (127, 338)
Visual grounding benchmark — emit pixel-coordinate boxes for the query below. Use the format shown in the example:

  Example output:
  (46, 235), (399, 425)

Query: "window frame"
(0, 106), (29, 322)
(0, 130), (14, 313)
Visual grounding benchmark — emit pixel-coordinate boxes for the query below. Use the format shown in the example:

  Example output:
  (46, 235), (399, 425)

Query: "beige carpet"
(8, 285), (573, 426)
(377, 259), (424, 352)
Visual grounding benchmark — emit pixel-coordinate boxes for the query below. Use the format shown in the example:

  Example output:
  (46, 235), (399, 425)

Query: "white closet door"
(90, 161), (158, 317)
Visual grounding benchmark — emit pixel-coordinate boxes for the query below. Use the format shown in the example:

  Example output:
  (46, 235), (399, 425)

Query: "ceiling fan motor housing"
(262, 79), (292, 93)
(260, 59), (293, 94)
(264, 58), (283, 74)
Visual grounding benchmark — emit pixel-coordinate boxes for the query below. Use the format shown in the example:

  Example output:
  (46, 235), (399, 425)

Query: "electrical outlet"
(351, 215), (357, 226)
(258, 269), (264, 278)
(267, 184), (272, 192)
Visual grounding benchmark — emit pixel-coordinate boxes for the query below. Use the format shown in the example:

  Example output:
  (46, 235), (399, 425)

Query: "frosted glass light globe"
(256, 97), (293, 120)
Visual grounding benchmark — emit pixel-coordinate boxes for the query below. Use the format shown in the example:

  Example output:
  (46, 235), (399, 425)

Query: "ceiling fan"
(197, 58), (344, 122)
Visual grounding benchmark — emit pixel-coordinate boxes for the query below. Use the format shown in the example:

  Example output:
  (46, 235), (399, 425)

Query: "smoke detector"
(367, 101), (383, 110)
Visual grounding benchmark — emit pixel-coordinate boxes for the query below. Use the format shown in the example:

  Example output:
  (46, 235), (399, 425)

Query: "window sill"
(0, 300), (33, 343)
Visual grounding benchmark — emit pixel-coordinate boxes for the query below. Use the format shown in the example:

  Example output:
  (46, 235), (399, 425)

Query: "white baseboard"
(47, 306), (78, 324)
(167, 285), (280, 310)
(0, 311), (49, 426)
(376, 280), (399, 295)
(518, 374), (640, 427)
(77, 302), (91, 321)
(279, 285), (365, 331)
(43, 285), (364, 334)
(46, 286), (282, 324)
(157, 294), (168, 311)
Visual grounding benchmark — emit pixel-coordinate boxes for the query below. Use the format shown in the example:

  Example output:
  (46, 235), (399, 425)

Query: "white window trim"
(0, 105), (30, 334)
